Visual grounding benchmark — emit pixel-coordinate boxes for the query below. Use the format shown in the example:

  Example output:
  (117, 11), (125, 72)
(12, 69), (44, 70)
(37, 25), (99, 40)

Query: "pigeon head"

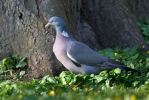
(45, 16), (67, 33)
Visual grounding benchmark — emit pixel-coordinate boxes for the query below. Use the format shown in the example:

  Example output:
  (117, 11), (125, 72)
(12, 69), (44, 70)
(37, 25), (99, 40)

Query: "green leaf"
(145, 17), (149, 24)
(129, 63), (135, 69)
(0, 70), (3, 74)
(0, 80), (11, 87)
(131, 54), (139, 59)
(133, 81), (139, 87)
(12, 54), (20, 59)
(19, 57), (26, 62)
(40, 75), (50, 84)
(59, 71), (72, 78)
(145, 62), (149, 68)
(19, 71), (25, 77)
(117, 83), (124, 88)
(146, 40), (149, 44)
(114, 68), (121, 74)
(47, 77), (58, 84)
(16, 62), (27, 68)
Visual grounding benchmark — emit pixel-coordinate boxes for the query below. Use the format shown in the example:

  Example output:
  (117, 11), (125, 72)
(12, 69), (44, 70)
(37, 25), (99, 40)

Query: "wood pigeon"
(45, 16), (140, 75)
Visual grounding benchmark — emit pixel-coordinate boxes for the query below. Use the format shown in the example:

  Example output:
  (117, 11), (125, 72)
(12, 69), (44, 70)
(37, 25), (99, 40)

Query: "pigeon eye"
(50, 20), (56, 23)
(52, 20), (56, 22)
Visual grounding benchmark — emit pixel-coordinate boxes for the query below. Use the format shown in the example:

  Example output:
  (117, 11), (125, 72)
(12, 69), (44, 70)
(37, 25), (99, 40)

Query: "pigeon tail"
(101, 62), (141, 74)
(115, 65), (141, 74)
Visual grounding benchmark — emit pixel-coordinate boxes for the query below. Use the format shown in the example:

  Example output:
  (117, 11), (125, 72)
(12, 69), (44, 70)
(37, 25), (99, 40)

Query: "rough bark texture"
(127, 0), (149, 19)
(0, 0), (66, 78)
(0, 0), (149, 78)
(81, 0), (149, 49)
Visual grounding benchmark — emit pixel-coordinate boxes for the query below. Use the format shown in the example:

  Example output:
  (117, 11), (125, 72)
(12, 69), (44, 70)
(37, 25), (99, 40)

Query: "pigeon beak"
(45, 23), (50, 28)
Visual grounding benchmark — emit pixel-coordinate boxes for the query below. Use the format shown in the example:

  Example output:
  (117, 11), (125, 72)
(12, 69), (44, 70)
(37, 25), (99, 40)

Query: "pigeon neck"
(56, 26), (69, 37)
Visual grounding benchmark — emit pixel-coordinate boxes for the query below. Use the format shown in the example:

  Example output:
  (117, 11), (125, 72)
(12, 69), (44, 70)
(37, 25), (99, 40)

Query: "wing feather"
(67, 41), (108, 66)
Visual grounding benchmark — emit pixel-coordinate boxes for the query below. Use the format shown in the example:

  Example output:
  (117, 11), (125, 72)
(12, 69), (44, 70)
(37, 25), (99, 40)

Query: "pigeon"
(45, 16), (140, 75)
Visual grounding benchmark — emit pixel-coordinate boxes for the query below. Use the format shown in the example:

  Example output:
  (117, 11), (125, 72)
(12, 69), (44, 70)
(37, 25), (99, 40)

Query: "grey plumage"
(45, 16), (140, 75)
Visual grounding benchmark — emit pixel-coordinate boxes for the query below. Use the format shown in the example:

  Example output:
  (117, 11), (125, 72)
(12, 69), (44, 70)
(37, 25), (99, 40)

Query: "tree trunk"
(0, 0), (149, 78)
(127, 0), (149, 19)
(0, 0), (67, 78)
(80, 0), (149, 50)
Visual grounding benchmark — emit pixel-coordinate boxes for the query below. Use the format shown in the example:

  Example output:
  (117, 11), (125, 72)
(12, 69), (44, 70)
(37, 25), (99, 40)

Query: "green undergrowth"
(0, 54), (27, 80)
(0, 46), (149, 100)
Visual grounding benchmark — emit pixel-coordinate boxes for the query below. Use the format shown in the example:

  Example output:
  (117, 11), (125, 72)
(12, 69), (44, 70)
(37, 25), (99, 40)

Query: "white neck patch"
(62, 31), (69, 37)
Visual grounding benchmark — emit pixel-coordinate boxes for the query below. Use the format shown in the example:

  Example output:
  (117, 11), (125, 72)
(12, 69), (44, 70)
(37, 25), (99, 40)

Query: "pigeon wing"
(66, 41), (108, 66)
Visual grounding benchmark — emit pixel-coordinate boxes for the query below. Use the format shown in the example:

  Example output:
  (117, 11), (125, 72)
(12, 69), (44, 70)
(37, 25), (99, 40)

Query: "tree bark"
(127, 0), (149, 19)
(0, 0), (67, 78)
(81, 0), (149, 49)
(0, 0), (149, 78)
